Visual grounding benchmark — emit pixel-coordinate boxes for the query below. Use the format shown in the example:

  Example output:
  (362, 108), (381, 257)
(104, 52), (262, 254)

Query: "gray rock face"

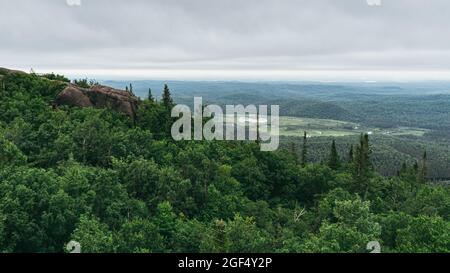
(55, 84), (139, 119)
(0, 67), (140, 119)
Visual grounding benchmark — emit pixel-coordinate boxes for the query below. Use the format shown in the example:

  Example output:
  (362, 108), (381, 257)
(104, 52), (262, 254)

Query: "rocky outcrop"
(0, 67), (26, 82)
(0, 67), (27, 76)
(55, 84), (140, 119)
(0, 67), (140, 119)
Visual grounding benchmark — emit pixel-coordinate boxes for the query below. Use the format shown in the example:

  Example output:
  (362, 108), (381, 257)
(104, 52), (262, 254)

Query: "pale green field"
(279, 117), (359, 137)
(224, 115), (429, 138)
(278, 116), (429, 138)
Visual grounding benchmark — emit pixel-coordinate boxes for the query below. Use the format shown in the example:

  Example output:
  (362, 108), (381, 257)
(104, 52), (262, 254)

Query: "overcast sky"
(1, 0), (450, 80)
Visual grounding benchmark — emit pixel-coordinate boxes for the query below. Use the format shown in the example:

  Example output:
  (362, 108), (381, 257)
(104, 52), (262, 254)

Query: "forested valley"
(106, 80), (450, 179)
(0, 69), (449, 253)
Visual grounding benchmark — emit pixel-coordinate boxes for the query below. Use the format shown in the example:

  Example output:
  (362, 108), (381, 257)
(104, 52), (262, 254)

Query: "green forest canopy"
(0, 70), (448, 253)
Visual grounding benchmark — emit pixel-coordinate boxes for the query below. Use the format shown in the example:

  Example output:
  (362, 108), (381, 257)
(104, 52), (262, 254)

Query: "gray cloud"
(1, 0), (450, 79)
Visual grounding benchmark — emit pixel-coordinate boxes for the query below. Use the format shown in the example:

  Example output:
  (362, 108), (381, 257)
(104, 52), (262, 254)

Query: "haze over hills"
(101, 79), (450, 179)
(104, 80), (450, 128)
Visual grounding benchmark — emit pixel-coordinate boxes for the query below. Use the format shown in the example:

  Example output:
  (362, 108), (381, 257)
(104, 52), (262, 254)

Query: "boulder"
(55, 84), (139, 119)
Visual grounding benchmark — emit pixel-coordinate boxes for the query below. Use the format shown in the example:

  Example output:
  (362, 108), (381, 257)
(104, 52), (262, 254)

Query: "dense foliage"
(106, 80), (450, 179)
(282, 134), (450, 178)
(0, 71), (448, 253)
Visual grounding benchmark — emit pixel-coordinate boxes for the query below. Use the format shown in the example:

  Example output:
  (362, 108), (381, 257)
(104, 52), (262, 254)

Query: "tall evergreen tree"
(148, 88), (154, 102)
(417, 151), (428, 183)
(162, 84), (173, 108)
(354, 133), (373, 198)
(129, 83), (134, 96)
(356, 134), (372, 175)
(160, 84), (174, 136)
(422, 150), (428, 178)
(328, 140), (341, 170)
(348, 145), (354, 163)
(301, 132), (308, 167)
(399, 162), (408, 176)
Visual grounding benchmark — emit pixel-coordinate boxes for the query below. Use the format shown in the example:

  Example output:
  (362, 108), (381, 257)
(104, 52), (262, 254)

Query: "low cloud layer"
(1, 0), (450, 80)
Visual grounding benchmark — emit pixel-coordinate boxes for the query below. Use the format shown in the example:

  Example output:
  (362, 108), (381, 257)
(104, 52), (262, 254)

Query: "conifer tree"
(148, 88), (154, 102)
(400, 162), (408, 175)
(422, 150), (428, 179)
(162, 84), (173, 108)
(354, 133), (373, 198)
(413, 161), (419, 173)
(348, 145), (354, 163)
(301, 132), (308, 167)
(417, 151), (428, 183)
(129, 83), (134, 96)
(160, 84), (175, 136)
(356, 133), (372, 175)
(328, 140), (341, 170)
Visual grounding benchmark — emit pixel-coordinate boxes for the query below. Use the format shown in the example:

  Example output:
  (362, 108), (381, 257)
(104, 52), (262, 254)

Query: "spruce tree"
(160, 84), (174, 136)
(417, 151), (428, 183)
(148, 88), (154, 102)
(348, 145), (354, 163)
(328, 140), (341, 170)
(129, 83), (134, 96)
(162, 84), (173, 108)
(400, 162), (408, 174)
(413, 161), (419, 173)
(301, 132), (307, 167)
(422, 151), (428, 178)
(356, 133), (372, 175)
(354, 133), (373, 198)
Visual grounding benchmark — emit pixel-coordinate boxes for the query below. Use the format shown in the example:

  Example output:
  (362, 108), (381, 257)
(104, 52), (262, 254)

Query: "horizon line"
(10, 67), (450, 82)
